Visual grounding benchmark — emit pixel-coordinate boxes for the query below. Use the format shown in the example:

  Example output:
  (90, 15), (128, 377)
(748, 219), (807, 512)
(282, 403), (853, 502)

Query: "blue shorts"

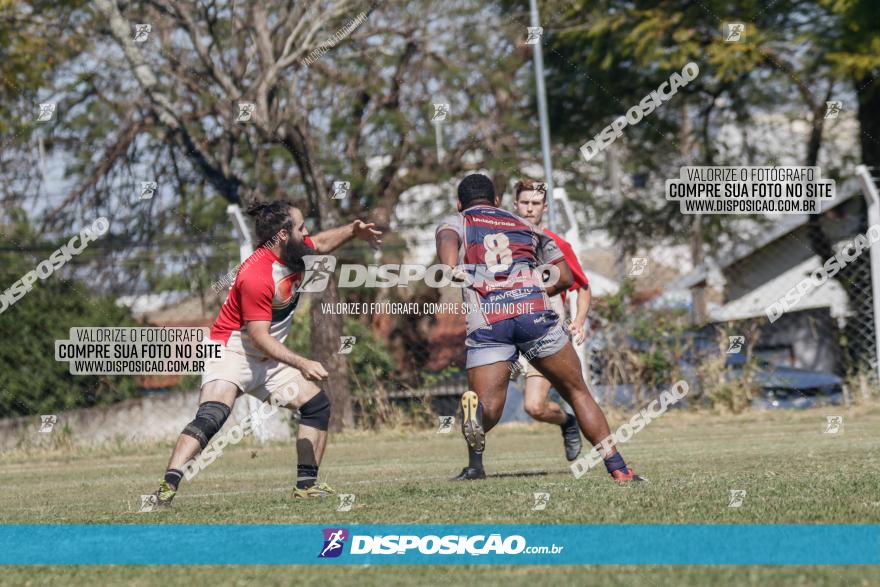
(465, 310), (568, 369)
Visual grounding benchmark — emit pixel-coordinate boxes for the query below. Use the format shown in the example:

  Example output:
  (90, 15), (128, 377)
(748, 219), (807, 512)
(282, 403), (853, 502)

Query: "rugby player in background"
(436, 174), (643, 482)
(513, 179), (589, 462)
(150, 200), (381, 506)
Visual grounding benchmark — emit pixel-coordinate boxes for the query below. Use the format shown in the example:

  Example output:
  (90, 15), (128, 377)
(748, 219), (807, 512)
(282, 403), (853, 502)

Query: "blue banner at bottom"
(0, 525), (877, 565)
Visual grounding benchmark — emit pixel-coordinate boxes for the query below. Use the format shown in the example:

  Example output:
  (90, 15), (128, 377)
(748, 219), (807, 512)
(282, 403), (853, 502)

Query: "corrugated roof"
(667, 178), (860, 291)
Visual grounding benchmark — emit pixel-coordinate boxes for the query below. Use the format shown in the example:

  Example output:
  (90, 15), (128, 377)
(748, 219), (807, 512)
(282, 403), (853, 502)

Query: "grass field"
(2, 404), (879, 585)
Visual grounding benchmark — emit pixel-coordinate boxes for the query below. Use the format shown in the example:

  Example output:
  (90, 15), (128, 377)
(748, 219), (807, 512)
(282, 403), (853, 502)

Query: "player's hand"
(353, 220), (382, 248)
(297, 358), (329, 381)
(450, 265), (469, 283)
(569, 321), (587, 345)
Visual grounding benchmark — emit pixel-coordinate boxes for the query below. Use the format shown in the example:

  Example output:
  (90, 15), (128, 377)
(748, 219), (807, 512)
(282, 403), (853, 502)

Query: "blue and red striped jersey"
(436, 205), (564, 332)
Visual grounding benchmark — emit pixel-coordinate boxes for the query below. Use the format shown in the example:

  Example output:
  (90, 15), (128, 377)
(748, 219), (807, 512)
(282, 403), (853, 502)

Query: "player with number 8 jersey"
(436, 174), (644, 483)
(436, 203), (564, 333)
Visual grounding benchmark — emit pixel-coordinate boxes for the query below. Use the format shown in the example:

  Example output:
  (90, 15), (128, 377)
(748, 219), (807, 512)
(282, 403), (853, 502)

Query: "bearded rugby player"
(435, 173), (643, 482)
(151, 200), (381, 506)
(512, 179), (590, 462)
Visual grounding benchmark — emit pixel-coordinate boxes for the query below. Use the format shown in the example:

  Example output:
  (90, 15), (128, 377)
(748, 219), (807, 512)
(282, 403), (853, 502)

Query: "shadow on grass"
(487, 470), (554, 478)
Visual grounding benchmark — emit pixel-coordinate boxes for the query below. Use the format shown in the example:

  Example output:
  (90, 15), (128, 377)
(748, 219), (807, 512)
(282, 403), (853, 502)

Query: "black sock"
(562, 412), (576, 429)
(297, 464), (319, 489)
(164, 469), (183, 490)
(468, 445), (483, 470)
(603, 452), (628, 474)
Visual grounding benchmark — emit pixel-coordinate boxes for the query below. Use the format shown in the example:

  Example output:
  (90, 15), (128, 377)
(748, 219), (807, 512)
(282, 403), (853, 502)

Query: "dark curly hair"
(246, 200), (296, 246)
(457, 173), (496, 208)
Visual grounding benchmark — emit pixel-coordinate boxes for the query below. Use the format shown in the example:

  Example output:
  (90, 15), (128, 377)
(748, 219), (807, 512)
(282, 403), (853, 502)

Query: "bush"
(591, 280), (692, 401)
(0, 248), (140, 417)
(590, 280), (762, 410)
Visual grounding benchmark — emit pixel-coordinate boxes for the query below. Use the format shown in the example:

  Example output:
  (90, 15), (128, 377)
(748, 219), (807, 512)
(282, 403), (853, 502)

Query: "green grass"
(1, 565), (879, 587)
(1, 404), (879, 585)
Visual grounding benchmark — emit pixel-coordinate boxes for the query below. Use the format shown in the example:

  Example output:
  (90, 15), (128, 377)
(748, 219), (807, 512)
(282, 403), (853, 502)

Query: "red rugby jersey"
(210, 236), (315, 356)
(542, 228), (589, 302)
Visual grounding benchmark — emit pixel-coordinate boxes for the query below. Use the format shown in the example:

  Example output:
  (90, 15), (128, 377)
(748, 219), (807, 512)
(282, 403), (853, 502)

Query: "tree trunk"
(308, 198), (354, 432)
(309, 277), (354, 431)
(273, 122), (355, 431)
(805, 98), (834, 261)
(690, 213), (707, 324)
(856, 72), (880, 170)
(682, 101), (706, 324)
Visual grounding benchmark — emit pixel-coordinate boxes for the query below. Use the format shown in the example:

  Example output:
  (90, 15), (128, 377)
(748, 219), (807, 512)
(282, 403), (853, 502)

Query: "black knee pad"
(182, 401), (231, 448)
(299, 390), (331, 431)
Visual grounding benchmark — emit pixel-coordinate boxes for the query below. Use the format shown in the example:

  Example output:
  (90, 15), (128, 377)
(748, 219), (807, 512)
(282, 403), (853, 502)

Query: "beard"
(279, 238), (313, 272)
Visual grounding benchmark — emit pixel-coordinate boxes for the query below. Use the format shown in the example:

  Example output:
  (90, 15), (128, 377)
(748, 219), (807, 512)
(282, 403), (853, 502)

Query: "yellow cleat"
(460, 390), (485, 453)
(149, 480), (176, 509)
(293, 482), (337, 498)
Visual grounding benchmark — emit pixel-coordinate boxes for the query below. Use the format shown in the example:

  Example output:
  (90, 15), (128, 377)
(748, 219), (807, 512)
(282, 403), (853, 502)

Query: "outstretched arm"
(311, 220), (382, 253)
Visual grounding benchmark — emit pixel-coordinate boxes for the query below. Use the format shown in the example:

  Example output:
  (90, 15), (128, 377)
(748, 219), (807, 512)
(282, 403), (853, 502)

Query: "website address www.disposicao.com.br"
(318, 529), (564, 559)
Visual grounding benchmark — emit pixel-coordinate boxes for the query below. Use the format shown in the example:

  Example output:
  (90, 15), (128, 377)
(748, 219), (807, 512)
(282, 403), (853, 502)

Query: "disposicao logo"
(318, 528), (348, 558)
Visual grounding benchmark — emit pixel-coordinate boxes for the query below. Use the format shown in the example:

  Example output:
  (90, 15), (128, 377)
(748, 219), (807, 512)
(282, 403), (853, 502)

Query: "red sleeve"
(545, 229), (589, 291)
(561, 244), (589, 291)
(240, 265), (275, 322)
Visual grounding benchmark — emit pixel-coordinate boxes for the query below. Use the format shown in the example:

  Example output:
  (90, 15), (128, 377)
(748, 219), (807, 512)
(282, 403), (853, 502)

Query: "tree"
(541, 0), (772, 321)
(822, 0), (880, 169)
(542, 0), (871, 323)
(0, 0), (546, 429)
(0, 222), (139, 417)
(0, 0), (92, 211)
